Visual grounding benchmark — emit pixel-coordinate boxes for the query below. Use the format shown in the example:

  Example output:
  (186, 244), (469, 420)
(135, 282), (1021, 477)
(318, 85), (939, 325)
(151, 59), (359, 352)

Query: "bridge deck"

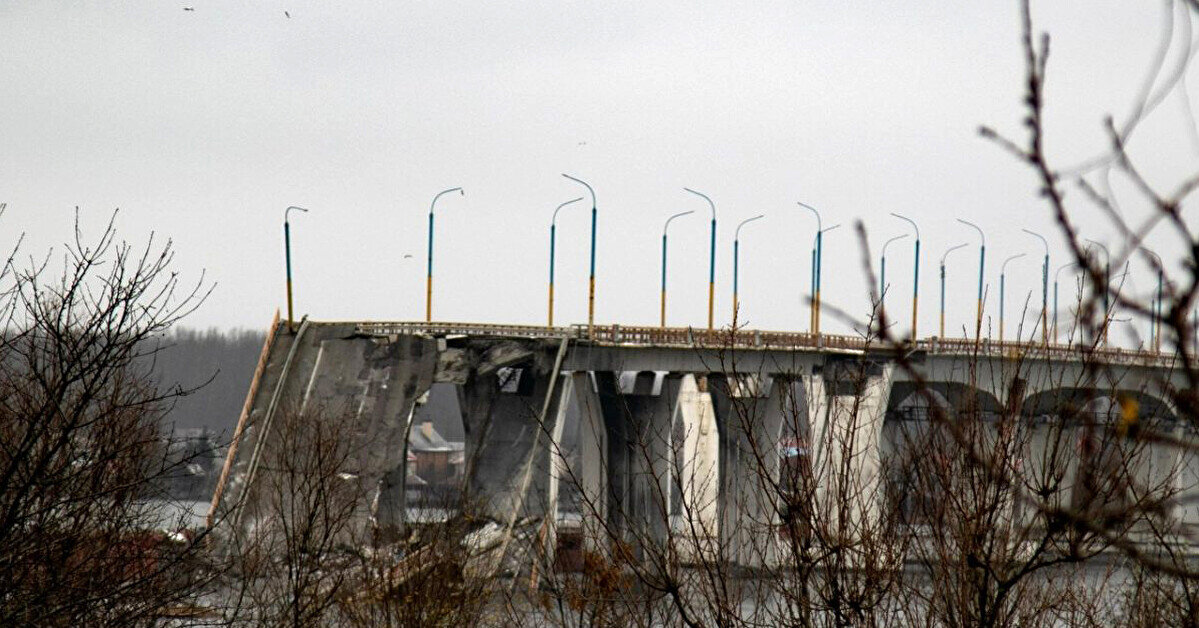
(349, 321), (1177, 367)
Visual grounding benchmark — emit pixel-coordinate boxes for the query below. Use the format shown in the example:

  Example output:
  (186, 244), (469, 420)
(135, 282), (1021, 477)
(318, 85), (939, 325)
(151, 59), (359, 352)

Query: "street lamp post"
(733, 215), (765, 320)
(564, 174), (597, 337)
(1054, 261), (1078, 344)
(999, 253), (1026, 343)
(880, 234), (909, 313)
(661, 210), (695, 328)
(939, 243), (969, 338)
(426, 187), (464, 322)
(810, 247), (817, 333)
(810, 224), (840, 334)
(1085, 239), (1112, 347)
(799, 202), (826, 335)
(1143, 248), (1164, 354)
(958, 219), (986, 340)
(1023, 229), (1050, 346)
(892, 213), (921, 339)
(684, 188), (717, 332)
(284, 205), (309, 333)
(548, 197), (584, 327)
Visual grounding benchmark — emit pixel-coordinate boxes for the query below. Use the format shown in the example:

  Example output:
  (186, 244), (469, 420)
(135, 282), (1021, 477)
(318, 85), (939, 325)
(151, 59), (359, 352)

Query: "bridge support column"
(809, 361), (894, 539)
(544, 372), (577, 572)
(346, 335), (438, 541)
(458, 355), (569, 527)
(671, 373), (720, 563)
(620, 372), (675, 561)
(568, 371), (614, 554)
(710, 375), (795, 567)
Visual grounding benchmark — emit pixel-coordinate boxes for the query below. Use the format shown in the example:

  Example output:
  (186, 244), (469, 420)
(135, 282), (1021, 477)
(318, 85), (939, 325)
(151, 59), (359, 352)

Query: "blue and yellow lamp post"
(808, 222), (840, 335)
(1053, 261), (1078, 344)
(732, 215), (765, 320)
(563, 174), (597, 337)
(1144, 248), (1164, 354)
(1023, 229), (1050, 346)
(958, 219), (987, 340)
(810, 247), (817, 333)
(892, 213), (921, 339)
(939, 243), (968, 338)
(548, 197), (584, 327)
(880, 234), (908, 314)
(284, 205), (309, 333)
(684, 187), (717, 332)
(799, 202), (828, 335)
(660, 210), (694, 328)
(999, 253), (1025, 343)
(1085, 239), (1111, 347)
(426, 187), (464, 322)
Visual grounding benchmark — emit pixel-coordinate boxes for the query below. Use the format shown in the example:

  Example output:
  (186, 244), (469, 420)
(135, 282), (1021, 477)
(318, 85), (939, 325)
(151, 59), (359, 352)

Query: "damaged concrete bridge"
(207, 317), (1193, 567)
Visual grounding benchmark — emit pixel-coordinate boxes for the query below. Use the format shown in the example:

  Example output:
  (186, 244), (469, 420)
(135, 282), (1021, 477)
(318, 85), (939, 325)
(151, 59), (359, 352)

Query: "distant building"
(164, 428), (223, 501)
(408, 419), (465, 491)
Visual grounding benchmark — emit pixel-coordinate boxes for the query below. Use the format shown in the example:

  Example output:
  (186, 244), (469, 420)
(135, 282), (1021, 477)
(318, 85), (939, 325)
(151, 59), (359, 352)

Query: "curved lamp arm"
(892, 212), (919, 240)
(684, 187), (716, 220)
(735, 214), (765, 240)
(1055, 261), (1078, 283)
(552, 197), (585, 225)
(563, 174), (596, 210)
(430, 187), (463, 213)
(882, 233), (908, 257)
(1084, 239), (1110, 265)
(815, 224), (841, 249)
(664, 210), (695, 235)
(1002, 253), (1026, 274)
(1142, 247), (1162, 269)
(941, 242), (968, 265)
(286, 205), (309, 222)
(797, 201), (822, 233)
(1022, 228), (1048, 257)
(957, 218), (984, 247)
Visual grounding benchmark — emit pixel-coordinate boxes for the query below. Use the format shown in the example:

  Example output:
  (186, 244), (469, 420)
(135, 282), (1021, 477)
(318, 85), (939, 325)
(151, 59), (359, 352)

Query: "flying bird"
(402, 254), (414, 259)
(285, 11), (291, 18)
(183, 6), (194, 11)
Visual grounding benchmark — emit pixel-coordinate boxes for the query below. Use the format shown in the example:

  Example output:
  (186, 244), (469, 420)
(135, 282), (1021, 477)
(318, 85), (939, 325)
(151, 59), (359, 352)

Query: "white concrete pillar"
(733, 376), (794, 567)
(626, 373), (675, 556)
(572, 372), (609, 553)
(544, 373), (576, 569)
(670, 373), (720, 563)
(808, 362), (894, 535)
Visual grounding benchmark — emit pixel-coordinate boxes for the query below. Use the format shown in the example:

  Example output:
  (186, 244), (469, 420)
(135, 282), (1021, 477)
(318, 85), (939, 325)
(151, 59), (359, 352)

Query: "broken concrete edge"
(205, 308), (280, 531)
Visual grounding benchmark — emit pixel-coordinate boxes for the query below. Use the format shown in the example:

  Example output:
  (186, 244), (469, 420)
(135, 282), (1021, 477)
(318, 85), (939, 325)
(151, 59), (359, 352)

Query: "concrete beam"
(458, 340), (568, 524)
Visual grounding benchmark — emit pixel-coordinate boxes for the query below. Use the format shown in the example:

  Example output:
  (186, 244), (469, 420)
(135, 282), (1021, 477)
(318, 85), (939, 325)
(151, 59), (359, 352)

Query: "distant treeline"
(148, 327), (267, 436)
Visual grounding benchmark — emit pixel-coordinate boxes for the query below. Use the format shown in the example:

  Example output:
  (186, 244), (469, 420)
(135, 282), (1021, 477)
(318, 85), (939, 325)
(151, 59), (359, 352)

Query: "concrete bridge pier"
(600, 372), (676, 562)
(670, 373), (721, 563)
(554, 370), (713, 565)
(631, 373), (678, 557)
(809, 360), (895, 540)
(457, 343), (569, 527)
(570, 371), (615, 554)
(561, 370), (663, 558)
(316, 333), (439, 541)
(709, 374), (797, 567)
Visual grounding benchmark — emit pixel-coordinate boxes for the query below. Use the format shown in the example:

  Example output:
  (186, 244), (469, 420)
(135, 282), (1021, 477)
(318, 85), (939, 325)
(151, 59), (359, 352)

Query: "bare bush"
(0, 212), (213, 625)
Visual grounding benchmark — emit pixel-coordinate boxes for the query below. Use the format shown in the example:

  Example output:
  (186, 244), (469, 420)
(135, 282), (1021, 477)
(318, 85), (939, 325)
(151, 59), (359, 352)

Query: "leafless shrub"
(0, 211), (214, 625)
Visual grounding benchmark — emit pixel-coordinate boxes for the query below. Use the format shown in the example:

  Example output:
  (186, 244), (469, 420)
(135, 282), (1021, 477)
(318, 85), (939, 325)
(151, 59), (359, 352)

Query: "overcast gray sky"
(3, 1), (1195, 342)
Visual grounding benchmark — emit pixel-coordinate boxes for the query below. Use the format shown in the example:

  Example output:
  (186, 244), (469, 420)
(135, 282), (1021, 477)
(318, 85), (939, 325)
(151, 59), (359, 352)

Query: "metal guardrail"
(352, 321), (1176, 367)
(356, 321), (573, 340)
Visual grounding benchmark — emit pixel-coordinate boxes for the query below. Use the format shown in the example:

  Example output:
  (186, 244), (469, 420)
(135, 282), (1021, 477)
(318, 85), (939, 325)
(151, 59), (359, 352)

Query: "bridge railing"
(355, 321), (574, 339)
(351, 321), (1175, 366)
(916, 335), (1174, 366)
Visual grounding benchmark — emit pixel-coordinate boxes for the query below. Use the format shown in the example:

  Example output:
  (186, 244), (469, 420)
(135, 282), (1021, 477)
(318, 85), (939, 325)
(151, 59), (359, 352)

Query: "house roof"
(409, 420), (465, 453)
